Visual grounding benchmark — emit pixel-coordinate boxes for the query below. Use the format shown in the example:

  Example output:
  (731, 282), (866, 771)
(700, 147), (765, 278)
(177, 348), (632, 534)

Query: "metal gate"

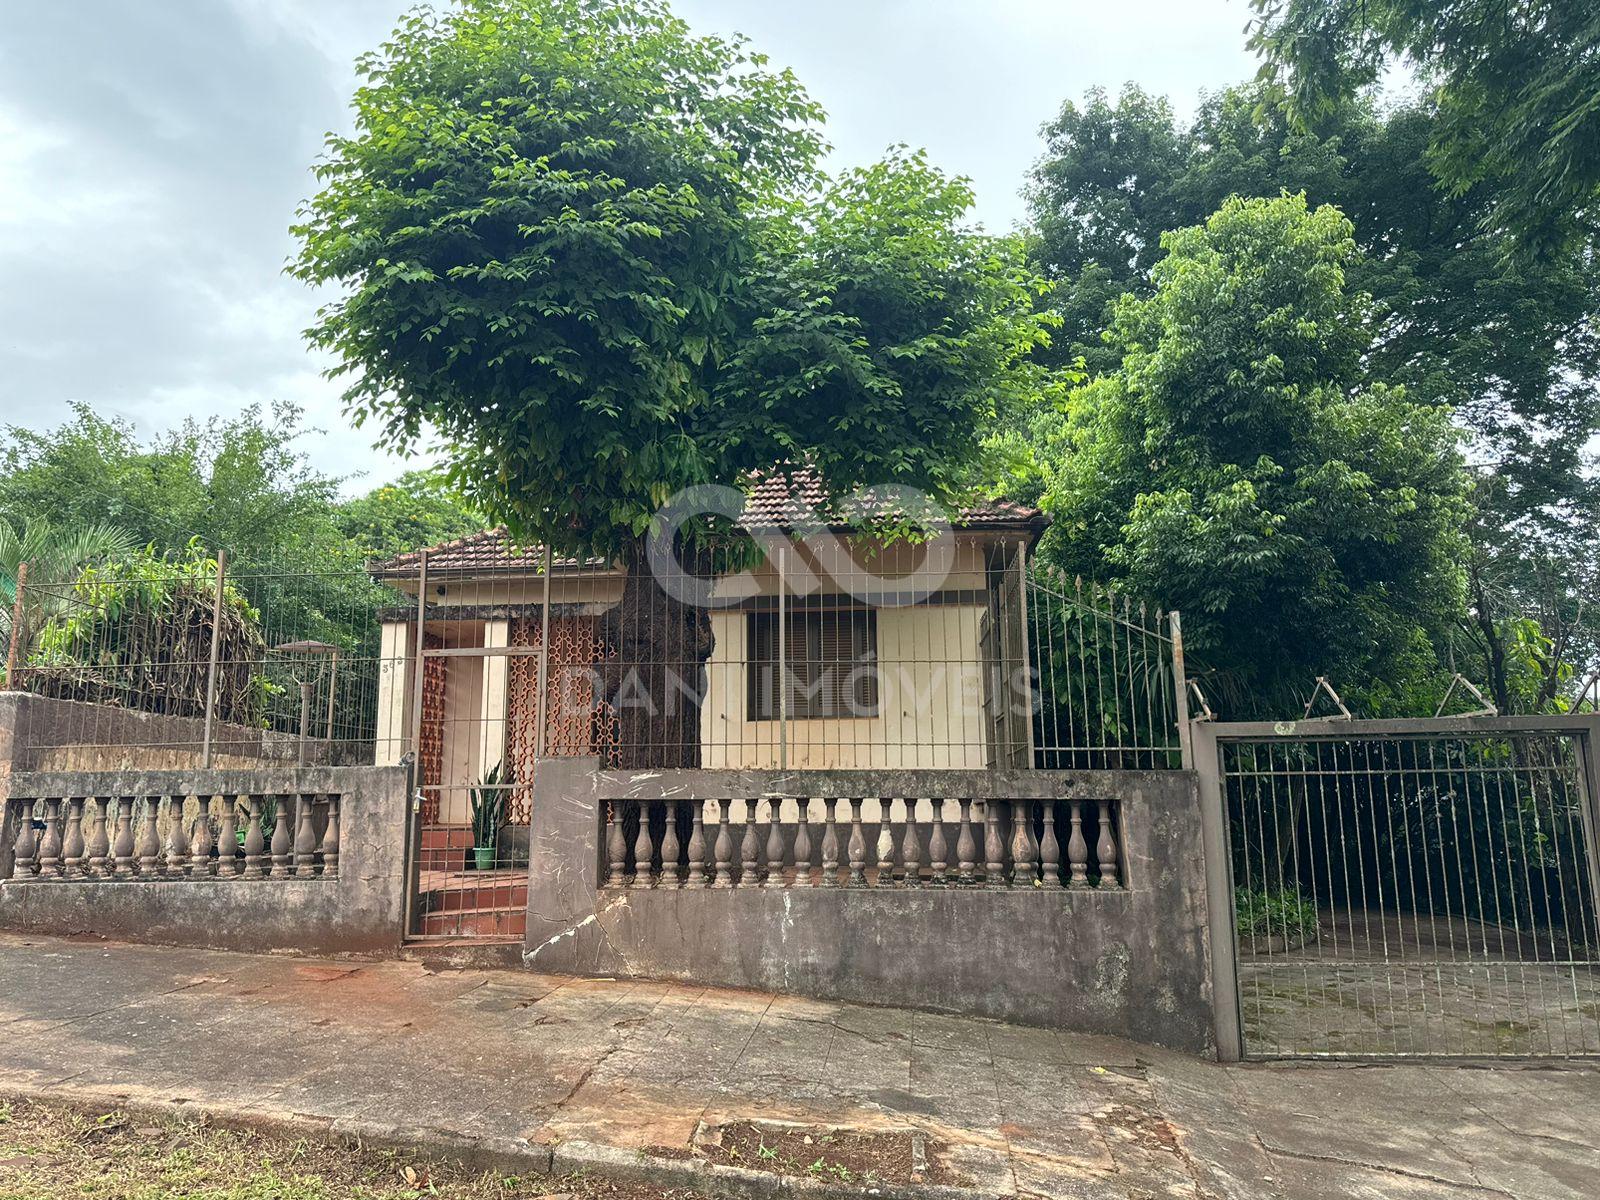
(1195, 715), (1600, 1060)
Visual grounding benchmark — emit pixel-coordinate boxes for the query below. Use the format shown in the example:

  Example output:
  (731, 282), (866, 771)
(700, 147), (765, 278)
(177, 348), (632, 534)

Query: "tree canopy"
(1039, 194), (1471, 713)
(293, 0), (1049, 561)
(0, 403), (480, 574)
(1248, 0), (1600, 259)
(1025, 81), (1600, 713)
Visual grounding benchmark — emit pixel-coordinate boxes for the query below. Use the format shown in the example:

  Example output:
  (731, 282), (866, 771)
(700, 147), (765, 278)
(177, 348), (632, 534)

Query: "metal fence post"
(1191, 718), (1243, 1062)
(1170, 609), (1194, 769)
(1015, 540), (1034, 769)
(535, 544), (553, 758)
(200, 549), (227, 767)
(3, 560), (27, 691)
(407, 549), (430, 762)
(777, 543), (788, 770)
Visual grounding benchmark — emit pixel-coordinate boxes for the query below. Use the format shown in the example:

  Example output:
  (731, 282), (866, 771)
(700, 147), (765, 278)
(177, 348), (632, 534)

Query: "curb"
(0, 1084), (1000, 1200)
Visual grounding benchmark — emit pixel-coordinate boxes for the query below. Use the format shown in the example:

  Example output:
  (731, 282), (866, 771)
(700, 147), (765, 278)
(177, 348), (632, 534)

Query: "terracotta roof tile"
(370, 469), (1045, 576)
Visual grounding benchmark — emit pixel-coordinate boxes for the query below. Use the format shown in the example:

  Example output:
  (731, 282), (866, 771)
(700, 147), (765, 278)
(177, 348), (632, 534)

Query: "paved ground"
(1238, 909), (1600, 1058)
(0, 934), (1596, 1199)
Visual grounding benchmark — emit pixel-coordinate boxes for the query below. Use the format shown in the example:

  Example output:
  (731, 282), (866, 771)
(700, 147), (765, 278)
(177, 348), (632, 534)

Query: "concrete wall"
(0, 764), (408, 957)
(523, 758), (1215, 1055)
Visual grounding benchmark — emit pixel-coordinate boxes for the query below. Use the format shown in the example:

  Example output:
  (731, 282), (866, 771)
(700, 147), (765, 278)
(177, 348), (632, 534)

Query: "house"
(368, 472), (1049, 831)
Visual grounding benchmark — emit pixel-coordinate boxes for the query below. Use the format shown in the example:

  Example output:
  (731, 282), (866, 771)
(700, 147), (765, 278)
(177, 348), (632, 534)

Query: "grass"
(0, 1097), (705, 1200)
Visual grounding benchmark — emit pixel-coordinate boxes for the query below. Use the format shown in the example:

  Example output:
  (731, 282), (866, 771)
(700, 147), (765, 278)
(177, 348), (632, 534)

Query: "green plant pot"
(474, 845), (495, 872)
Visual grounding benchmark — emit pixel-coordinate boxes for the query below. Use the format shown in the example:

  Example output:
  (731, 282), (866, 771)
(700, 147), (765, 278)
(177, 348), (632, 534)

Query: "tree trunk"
(1470, 570), (1513, 715)
(598, 539), (715, 769)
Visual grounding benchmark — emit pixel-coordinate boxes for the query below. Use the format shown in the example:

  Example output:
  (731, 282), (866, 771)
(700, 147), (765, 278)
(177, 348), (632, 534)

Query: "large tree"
(293, 0), (1052, 762)
(1025, 82), (1600, 712)
(1039, 194), (1471, 715)
(1248, 0), (1600, 259)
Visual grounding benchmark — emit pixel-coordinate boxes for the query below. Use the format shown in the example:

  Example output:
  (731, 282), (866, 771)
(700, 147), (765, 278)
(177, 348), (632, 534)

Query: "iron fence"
(1026, 568), (1186, 770)
(3, 548), (405, 771)
(1198, 717), (1600, 1059)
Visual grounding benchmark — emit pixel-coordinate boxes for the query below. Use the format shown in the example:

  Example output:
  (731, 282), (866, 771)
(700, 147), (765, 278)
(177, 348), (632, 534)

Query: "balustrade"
(3, 792), (345, 883)
(595, 796), (1126, 892)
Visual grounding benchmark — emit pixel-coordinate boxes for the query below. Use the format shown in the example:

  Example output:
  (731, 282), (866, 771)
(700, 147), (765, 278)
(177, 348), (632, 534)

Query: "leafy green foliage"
(0, 517), (136, 681)
(1025, 82), (1600, 712)
(26, 542), (274, 727)
(1038, 194), (1471, 714)
(1234, 886), (1319, 943)
(292, 0), (1052, 562)
(333, 468), (485, 562)
(713, 150), (1057, 510)
(469, 762), (510, 848)
(1248, 0), (1600, 259)
(292, 0), (826, 557)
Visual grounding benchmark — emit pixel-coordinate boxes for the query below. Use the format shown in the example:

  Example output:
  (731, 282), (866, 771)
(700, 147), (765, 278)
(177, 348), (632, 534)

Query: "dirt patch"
(1096, 1103), (1182, 1156)
(697, 1119), (967, 1188)
(0, 1096), (708, 1199)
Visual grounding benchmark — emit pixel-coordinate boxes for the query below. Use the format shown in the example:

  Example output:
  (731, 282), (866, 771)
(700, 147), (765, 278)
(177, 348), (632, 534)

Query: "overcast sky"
(0, 0), (1258, 493)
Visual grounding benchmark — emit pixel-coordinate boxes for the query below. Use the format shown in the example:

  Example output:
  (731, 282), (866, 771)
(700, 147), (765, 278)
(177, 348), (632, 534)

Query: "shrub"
(1234, 886), (1320, 942)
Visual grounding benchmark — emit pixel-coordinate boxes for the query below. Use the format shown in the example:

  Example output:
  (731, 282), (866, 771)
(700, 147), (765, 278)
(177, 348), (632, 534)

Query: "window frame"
(746, 603), (880, 722)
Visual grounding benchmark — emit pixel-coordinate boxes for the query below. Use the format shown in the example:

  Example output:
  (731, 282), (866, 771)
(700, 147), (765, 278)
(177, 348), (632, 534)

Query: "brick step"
(421, 883), (528, 914)
(419, 908), (527, 939)
(420, 826), (474, 851)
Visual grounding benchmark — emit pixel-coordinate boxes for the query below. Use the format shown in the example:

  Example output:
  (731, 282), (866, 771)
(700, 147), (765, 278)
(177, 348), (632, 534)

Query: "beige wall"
(375, 535), (1018, 810)
(699, 601), (988, 770)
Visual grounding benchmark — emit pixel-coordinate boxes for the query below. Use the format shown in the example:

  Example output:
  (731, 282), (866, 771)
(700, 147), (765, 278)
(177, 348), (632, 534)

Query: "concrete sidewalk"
(0, 934), (1594, 1199)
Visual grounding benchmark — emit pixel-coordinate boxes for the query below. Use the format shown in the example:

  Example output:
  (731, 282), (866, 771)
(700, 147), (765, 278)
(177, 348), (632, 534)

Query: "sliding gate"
(1195, 715), (1600, 1059)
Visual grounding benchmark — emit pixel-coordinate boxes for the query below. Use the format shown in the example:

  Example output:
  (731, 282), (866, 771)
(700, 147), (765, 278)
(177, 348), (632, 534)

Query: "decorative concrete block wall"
(0, 764), (408, 957)
(524, 759), (1215, 1054)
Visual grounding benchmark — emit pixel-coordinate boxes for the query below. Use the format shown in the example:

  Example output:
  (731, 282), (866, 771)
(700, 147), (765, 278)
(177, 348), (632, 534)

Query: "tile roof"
(369, 469), (1046, 577)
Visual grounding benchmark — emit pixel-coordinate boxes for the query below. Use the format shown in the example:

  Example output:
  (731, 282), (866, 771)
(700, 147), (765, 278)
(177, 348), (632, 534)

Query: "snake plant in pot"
(469, 763), (509, 871)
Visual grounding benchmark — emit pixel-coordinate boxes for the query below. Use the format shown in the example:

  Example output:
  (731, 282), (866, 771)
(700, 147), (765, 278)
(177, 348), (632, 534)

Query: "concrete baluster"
(846, 799), (867, 888)
(268, 795), (292, 878)
(764, 798), (784, 888)
(1096, 801), (1121, 889)
(86, 799), (110, 878)
(61, 798), (85, 880)
(135, 798), (160, 877)
(605, 800), (627, 886)
(112, 797), (136, 879)
(984, 800), (1006, 889)
(685, 799), (707, 887)
(738, 799), (760, 889)
(190, 796), (217, 878)
(293, 794), (318, 877)
(900, 797), (921, 888)
(820, 798), (840, 888)
(1011, 801), (1037, 887)
(165, 795), (191, 878)
(319, 795), (340, 879)
(37, 798), (62, 879)
(956, 798), (976, 885)
(876, 798), (895, 887)
(632, 800), (655, 888)
(660, 799), (681, 888)
(1040, 801), (1063, 888)
(792, 799), (813, 888)
(928, 799), (948, 886)
(12, 800), (38, 877)
(241, 795), (265, 879)
(712, 799), (735, 888)
(217, 796), (240, 879)
(1067, 801), (1090, 887)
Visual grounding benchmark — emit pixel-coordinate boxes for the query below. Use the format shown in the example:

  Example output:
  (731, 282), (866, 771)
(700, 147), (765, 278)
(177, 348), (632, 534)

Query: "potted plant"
(469, 764), (509, 871)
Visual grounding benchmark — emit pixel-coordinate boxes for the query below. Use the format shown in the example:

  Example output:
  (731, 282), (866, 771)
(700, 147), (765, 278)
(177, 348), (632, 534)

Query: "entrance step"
(398, 939), (526, 970)
(419, 908), (527, 939)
